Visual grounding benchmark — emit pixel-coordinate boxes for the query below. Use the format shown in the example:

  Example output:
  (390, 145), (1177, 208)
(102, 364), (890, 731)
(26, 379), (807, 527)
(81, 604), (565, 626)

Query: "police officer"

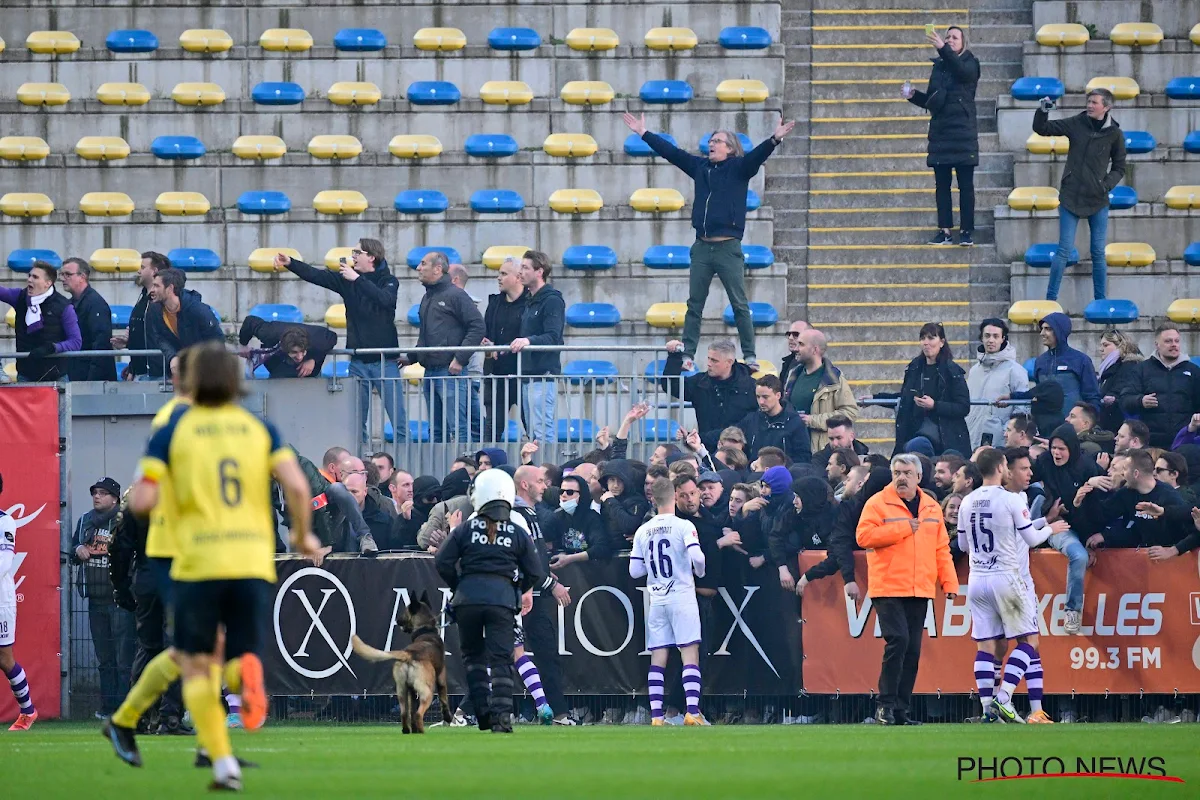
(436, 470), (545, 733)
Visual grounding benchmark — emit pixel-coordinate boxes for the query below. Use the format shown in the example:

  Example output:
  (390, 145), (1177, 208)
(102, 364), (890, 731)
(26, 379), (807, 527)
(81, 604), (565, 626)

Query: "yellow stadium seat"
(1025, 133), (1070, 155)
(750, 359), (778, 379)
(482, 246), (531, 270)
(644, 27), (698, 51)
(1035, 23), (1089, 47)
(90, 249), (141, 272)
(630, 188), (686, 212)
(414, 27), (466, 51)
(0, 136), (50, 161)
(75, 136), (130, 161)
(646, 303), (688, 328)
(26, 31), (80, 54)
(543, 133), (598, 157)
(1193, 23), (1200, 46)
(172, 82), (225, 106)
(327, 82), (381, 106)
(1007, 186), (1059, 211)
(313, 190), (368, 215)
(0, 193), (54, 217)
(325, 304), (347, 329)
(96, 82), (151, 106)
(716, 79), (769, 103)
(479, 81), (533, 105)
(179, 29), (233, 52)
(1164, 186), (1200, 210)
(325, 247), (354, 270)
(3, 362), (15, 382)
(566, 28), (619, 51)
(1167, 299), (1200, 324)
(1109, 22), (1163, 46)
(248, 247), (302, 273)
(308, 135), (363, 159)
(389, 134), (442, 158)
(1105, 242), (1156, 267)
(0, 37), (5, 55)
(155, 192), (210, 216)
(559, 81), (615, 106)
(232, 135), (287, 160)
(1008, 300), (1063, 325)
(260, 28), (313, 52)
(1085, 76), (1139, 100)
(403, 363), (425, 385)
(80, 192), (134, 217)
(5, 308), (13, 328)
(548, 189), (603, 214)
(17, 83), (70, 106)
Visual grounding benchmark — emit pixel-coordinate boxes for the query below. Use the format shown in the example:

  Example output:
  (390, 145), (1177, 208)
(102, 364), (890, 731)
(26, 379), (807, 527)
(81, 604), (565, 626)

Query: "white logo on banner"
(5, 503), (47, 596)
(273, 567), (358, 679)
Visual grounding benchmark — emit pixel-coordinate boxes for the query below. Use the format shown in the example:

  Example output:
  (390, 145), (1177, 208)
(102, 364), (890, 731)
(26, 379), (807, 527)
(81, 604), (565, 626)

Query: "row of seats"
(1007, 186), (1200, 210)
(1011, 75), (1200, 101)
(1036, 22), (1200, 47)
(4, 244), (776, 273)
(6, 78), (773, 107)
(1023, 242), (1200, 267)
(6, 26), (773, 55)
(1028, 130), (1200, 155)
(1008, 298), (1200, 329)
(1007, 182), (1180, 210)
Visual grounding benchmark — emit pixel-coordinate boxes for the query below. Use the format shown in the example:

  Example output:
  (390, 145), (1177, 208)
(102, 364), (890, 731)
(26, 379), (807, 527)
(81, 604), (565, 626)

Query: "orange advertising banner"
(799, 549), (1200, 694)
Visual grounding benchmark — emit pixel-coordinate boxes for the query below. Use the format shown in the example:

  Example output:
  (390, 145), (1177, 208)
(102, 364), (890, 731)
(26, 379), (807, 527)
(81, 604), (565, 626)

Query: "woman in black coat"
(1096, 329), (1142, 434)
(868, 322), (971, 456)
(904, 25), (979, 246)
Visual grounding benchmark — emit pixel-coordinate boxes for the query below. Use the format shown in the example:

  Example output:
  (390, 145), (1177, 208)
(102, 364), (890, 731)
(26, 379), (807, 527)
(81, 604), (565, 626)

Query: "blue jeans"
(423, 366), (475, 443)
(1046, 529), (1087, 612)
(522, 379), (557, 444)
(350, 359), (405, 443)
(1046, 205), (1109, 301)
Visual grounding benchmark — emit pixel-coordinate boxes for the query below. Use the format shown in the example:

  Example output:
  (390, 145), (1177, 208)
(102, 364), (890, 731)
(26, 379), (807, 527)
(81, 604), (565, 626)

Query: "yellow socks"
(111, 650), (180, 729)
(223, 657), (243, 694)
(182, 672), (231, 761)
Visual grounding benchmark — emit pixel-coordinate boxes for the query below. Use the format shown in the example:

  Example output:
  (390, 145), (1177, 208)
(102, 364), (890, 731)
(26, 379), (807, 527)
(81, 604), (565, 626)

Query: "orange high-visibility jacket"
(855, 483), (958, 599)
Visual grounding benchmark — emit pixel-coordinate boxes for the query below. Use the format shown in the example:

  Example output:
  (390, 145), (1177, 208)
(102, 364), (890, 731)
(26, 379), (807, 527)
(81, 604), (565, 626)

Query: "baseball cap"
(697, 470), (722, 485)
(90, 477), (121, 497)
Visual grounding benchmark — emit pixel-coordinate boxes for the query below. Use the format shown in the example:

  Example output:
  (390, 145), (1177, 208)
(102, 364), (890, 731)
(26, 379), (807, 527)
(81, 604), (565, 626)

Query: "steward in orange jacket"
(856, 482), (958, 598)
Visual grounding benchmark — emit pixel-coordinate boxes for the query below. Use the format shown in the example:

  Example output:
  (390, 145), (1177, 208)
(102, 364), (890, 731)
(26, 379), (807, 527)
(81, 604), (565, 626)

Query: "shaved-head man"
(781, 325), (858, 453)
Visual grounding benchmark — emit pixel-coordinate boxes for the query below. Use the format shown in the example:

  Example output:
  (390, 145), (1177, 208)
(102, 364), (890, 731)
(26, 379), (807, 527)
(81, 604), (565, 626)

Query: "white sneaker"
(1065, 609), (1082, 634)
(449, 710), (469, 727)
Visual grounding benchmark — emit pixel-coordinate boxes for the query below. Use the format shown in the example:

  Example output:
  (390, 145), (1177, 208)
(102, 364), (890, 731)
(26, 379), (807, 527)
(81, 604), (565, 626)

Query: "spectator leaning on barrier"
(1077, 449), (1184, 550)
(0, 261), (81, 383)
(1033, 88), (1127, 302)
(481, 259), (528, 442)
(144, 268), (222, 374)
(546, 474), (616, 567)
(511, 251), (565, 445)
(735, 374), (812, 465)
(1096, 329), (1142, 435)
(781, 329), (859, 453)
(449, 264), (485, 442)
(1007, 313), (1101, 421)
(113, 251), (169, 380)
(60, 257), (117, 382)
(417, 468), (475, 552)
(1119, 323), (1200, 449)
(238, 315), (337, 379)
(811, 414), (871, 471)
(663, 338), (759, 453)
(296, 448), (379, 555)
(966, 318), (1027, 449)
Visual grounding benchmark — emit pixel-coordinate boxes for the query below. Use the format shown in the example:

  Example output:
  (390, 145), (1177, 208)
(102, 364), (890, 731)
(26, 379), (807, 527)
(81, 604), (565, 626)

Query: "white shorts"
(968, 573), (1039, 641)
(0, 605), (14, 647)
(646, 601), (701, 651)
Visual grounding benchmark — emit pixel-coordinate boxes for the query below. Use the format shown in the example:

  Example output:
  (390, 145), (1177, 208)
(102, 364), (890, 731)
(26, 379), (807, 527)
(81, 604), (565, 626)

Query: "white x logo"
(715, 586), (780, 678)
(274, 567), (358, 679)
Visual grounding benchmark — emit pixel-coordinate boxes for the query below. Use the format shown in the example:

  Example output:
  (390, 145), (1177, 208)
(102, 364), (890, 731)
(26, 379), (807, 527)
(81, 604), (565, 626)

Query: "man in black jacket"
(114, 252), (168, 380)
(276, 239), (404, 442)
(238, 315), (338, 379)
(623, 111), (795, 368)
(810, 414), (871, 471)
(510, 251), (565, 445)
(1078, 449), (1185, 549)
(0, 262), (82, 382)
(408, 251), (486, 443)
(662, 338), (759, 452)
(61, 257), (117, 381)
(1033, 88), (1127, 301)
(1118, 324), (1200, 448)
(481, 259), (527, 441)
(143, 268), (223, 372)
(735, 375), (811, 464)
(598, 459), (650, 543)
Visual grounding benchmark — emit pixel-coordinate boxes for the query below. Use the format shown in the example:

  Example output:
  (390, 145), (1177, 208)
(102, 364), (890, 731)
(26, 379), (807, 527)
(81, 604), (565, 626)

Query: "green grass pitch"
(1, 722), (1196, 798)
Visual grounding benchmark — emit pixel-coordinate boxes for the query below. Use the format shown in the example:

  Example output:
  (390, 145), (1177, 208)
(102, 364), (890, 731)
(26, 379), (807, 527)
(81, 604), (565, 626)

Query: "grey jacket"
(966, 344), (1029, 448)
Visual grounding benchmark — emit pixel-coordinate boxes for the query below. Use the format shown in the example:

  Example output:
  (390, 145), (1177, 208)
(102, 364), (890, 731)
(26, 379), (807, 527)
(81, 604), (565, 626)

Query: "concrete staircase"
(770, 0), (1031, 449)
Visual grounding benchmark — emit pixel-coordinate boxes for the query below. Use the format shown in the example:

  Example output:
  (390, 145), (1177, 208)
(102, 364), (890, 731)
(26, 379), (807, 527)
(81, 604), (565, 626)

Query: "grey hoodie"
(966, 343), (1029, 448)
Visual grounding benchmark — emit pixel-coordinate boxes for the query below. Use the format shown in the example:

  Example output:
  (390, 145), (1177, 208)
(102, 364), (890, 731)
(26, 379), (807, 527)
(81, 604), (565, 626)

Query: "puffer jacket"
(966, 343), (1029, 448)
(1119, 353), (1200, 448)
(598, 459), (649, 543)
(876, 350), (971, 456)
(908, 44), (980, 167)
(856, 483), (958, 599)
(1097, 355), (1140, 434)
(1033, 107), (1127, 218)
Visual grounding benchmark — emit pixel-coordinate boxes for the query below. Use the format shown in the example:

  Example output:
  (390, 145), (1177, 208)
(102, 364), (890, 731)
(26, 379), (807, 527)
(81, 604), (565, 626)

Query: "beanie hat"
(762, 465), (792, 496)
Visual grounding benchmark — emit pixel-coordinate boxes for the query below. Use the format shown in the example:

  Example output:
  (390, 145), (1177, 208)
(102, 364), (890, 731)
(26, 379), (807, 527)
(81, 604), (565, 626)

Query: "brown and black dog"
(351, 593), (452, 734)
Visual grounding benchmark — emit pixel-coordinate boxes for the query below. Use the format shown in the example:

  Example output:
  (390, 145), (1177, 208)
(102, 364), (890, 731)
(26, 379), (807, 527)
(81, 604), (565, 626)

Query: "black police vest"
(14, 291), (69, 380)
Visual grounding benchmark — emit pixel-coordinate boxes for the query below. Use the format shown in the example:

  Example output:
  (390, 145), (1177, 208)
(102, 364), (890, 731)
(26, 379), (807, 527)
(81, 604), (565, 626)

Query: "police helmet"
(471, 468), (515, 522)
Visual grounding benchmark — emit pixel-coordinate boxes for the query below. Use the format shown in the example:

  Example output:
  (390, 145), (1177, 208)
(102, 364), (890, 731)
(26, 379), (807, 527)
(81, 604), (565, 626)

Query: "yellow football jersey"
(139, 403), (294, 582)
(144, 397), (186, 558)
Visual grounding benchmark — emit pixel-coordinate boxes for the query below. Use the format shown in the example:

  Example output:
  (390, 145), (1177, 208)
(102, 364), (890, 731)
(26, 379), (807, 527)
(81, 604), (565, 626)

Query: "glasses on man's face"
(559, 488), (579, 497)
(60, 271), (79, 279)
(786, 331), (803, 338)
(1154, 467), (1173, 475)
(351, 249), (364, 257)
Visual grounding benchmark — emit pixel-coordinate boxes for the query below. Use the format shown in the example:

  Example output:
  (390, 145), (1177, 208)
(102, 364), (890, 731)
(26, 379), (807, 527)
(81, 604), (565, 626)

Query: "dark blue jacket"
(1015, 312), (1101, 411)
(145, 289), (223, 364)
(285, 257), (399, 357)
(518, 284), (565, 376)
(641, 131), (777, 240)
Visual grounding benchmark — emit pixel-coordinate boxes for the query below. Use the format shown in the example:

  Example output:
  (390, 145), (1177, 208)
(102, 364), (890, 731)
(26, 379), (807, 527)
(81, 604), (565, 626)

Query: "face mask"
(560, 498), (579, 515)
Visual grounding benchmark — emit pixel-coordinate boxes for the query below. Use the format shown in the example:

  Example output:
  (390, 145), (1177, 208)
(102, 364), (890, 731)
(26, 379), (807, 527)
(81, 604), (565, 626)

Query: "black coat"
(238, 316), (338, 378)
(518, 284), (565, 376)
(663, 353), (760, 451)
(126, 289), (154, 377)
(410, 275), (486, 370)
(598, 459), (650, 543)
(482, 291), (527, 376)
(1032, 108), (1127, 218)
(735, 406), (812, 464)
(68, 285), (117, 382)
(545, 481), (618, 561)
(284, 257), (399, 356)
(1033, 424), (1103, 529)
(908, 45), (980, 167)
(1097, 356), (1140, 434)
(1118, 356), (1200, 448)
(879, 353), (971, 456)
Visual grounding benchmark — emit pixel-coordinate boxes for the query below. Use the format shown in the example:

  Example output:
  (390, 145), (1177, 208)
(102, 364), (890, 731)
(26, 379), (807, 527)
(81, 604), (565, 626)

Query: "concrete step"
(804, 96), (996, 121)
(809, 169), (1011, 191)
(807, 77), (1017, 102)
(806, 42), (1025, 64)
(810, 26), (1029, 46)
(803, 318), (974, 343)
(807, 298), (970, 323)
(803, 188), (1011, 210)
(799, 151), (1011, 173)
(804, 242), (1001, 265)
(798, 207), (997, 229)
(806, 225), (995, 246)
(808, 281), (969, 302)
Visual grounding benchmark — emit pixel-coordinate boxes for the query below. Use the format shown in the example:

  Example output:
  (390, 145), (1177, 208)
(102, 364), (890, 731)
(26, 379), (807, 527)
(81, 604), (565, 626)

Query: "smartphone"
(981, 433), (994, 446)
(339, 257), (348, 267)
(925, 23), (935, 36)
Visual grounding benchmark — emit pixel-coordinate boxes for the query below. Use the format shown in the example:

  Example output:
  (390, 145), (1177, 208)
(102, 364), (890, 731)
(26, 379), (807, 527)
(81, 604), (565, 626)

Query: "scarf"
(25, 286), (54, 332)
(1097, 348), (1121, 379)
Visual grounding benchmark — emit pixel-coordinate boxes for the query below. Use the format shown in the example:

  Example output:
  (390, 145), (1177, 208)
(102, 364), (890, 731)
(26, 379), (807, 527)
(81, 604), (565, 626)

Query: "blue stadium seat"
(644, 359), (698, 378)
(1024, 243), (1077, 268)
(251, 364), (270, 380)
(719, 26), (772, 49)
(407, 81), (461, 105)
(106, 29), (158, 53)
(321, 360), (350, 378)
(1165, 77), (1200, 100)
(115, 362), (128, 380)
(1185, 132), (1200, 155)
(625, 132), (676, 156)
(1023, 357), (1036, 381)
(699, 132), (754, 155)
(1184, 242), (1200, 267)
(407, 246), (461, 268)
(640, 80), (693, 104)
(743, 245), (775, 269)
(151, 135), (205, 160)
(746, 189), (761, 211)
(724, 302), (778, 327)
(168, 248), (221, 272)
(205, 305), (221, 325)
(394, 190), (448, 214)
(406, 303), (421, 327)
(562, 245), (617, 270)
(1108, 185), (1138, 209)
(465, 134), (518, 158)
(252, 81), (305, 105)
(7, 248), (61, 272)
(488, 27), (540, 51)
(1011, 76), (1065, 100)
(565, 303), (621, 328)
(644, 245), (691, 269)
(386, 421), (432, 444)
(249, 303), (303, 323)
(1122, 131), (1156, 154)
(1084, 299), (1138, 325)
(563, 360), (619, 384)
(334, 28), (387, 51)
(110, 305), (133, 329)
(556, 418), (595, 443)
(237, 191), (291, 215)
(470, 189), (525, 213)
(500, 419), (522, 442)
(642, 418), (682, 442)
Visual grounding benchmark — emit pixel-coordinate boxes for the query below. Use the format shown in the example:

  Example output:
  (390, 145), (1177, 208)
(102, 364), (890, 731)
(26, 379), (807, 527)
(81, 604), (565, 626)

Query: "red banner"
(799, 550), (1200, 694)
(0, 386), (62, 720)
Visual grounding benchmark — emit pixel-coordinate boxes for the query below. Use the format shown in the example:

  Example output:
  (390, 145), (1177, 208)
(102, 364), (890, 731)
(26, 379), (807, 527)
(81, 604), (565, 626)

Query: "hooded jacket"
(736, 405), (812, 464)
(662, 352), (759, 451)
(1017, 313), (1101, 414)
(1033, 107), (1127, 218)
(1119, 353), (1200, 448)
(410, 274), (486, 370)
(284, 257), (399, 357)
(768, 476), (837, 568)
(598, 459), (650, 543)
(546, 479), (616, 561)
(417, 468), (475, 550)
(966, 343), (1028, 448)
(856, 482), (958, 599)
(1033, 424), (1102, 527)
(483, 290), (527, 376)
(517, 284), (565, 376)
(877, 349), (971, 456)
(780, 355), (860, 452)
(68, 284), (118, 382)
(908, 44), (980, 167)
(145, 288), (223, 366)
(238, 315), (338, 378)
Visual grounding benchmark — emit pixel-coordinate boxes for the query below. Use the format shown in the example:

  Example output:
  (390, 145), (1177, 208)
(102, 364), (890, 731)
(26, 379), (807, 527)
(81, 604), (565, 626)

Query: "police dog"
(351, 593), (452, 734)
